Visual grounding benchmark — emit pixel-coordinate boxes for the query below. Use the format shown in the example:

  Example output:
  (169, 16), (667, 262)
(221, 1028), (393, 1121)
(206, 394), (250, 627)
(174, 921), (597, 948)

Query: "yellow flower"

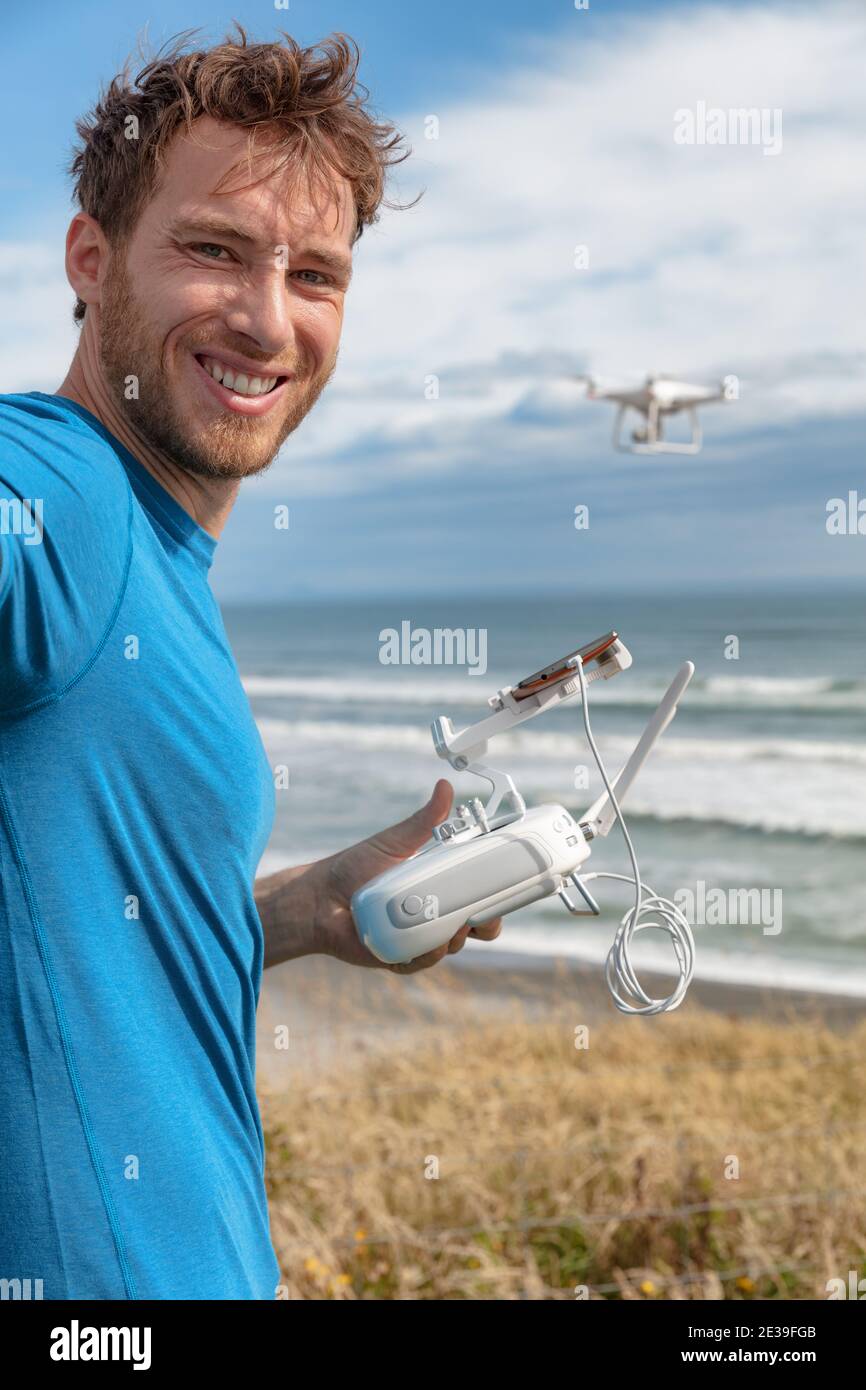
(639, 1280), (656, 1296)
(335, 1274), (351, 1287)
(354, 1229), (367, 1243)
(304, 1257), (320, 1274)
(736, 1277), (755, 1294)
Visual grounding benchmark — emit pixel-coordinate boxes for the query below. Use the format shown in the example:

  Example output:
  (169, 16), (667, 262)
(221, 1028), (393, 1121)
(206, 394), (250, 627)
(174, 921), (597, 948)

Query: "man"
(0, 28), (500, 1301)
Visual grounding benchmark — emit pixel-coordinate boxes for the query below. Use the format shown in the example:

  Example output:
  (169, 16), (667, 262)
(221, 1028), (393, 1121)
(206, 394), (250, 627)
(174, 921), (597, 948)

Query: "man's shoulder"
(0, 391), (131, 516)
(0, 390), (121, 458)
(0, 390), (96, 433)
(0, 393), (134, 713)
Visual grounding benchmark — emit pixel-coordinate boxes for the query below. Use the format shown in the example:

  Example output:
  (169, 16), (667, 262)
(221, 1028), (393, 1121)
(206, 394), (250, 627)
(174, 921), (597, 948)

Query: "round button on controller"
(402, 894), (424, 916)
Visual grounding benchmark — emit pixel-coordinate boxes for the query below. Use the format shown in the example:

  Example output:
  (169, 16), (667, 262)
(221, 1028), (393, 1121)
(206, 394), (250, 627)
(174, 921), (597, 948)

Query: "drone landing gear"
(613, 403), (703, 456)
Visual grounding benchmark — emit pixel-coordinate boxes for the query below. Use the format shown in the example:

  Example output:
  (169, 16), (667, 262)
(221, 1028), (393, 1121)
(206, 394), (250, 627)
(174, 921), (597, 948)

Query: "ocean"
(224, 590), (866, 999)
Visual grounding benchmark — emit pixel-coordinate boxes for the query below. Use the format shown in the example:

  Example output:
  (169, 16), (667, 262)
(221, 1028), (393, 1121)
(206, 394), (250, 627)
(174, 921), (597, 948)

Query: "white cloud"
(0, 232), (79, 389)
(288, 0), (865, 491)
(2, 3), (863, 496)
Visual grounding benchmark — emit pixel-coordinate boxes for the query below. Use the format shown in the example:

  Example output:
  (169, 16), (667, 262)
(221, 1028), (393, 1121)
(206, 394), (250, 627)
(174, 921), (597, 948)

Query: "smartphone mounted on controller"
(512, 631), (622, 700)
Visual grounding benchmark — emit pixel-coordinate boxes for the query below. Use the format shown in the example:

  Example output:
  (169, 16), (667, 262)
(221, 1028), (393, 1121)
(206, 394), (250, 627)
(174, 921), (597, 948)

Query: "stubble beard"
(98, 257), (336, 481)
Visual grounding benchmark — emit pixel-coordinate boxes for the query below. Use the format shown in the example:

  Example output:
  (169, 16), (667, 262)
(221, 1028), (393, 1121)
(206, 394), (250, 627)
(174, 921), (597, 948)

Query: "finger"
(447, 924), (471, 954)
(367, 779), (453, 859)
(468, 917), (503, 942)
(387, 941), (451, 975)
(385, 912), (498, 974)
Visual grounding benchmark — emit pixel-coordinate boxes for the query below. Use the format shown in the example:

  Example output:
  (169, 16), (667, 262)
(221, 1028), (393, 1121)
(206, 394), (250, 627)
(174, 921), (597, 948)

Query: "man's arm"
(255, 779), (502, 973)
(255, 860), (326, 969)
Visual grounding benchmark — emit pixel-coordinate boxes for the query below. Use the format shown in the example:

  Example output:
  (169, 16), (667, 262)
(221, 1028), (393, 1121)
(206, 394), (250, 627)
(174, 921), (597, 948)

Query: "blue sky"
(2, 0), (864, 598)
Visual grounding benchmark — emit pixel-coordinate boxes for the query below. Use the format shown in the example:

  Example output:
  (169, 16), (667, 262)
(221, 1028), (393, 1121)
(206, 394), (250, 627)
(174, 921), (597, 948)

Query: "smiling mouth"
(194, 353), (287, 398)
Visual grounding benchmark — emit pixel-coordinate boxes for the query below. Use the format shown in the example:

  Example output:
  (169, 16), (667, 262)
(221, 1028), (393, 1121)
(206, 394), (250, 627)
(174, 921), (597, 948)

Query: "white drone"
(580, 372), (737, 455)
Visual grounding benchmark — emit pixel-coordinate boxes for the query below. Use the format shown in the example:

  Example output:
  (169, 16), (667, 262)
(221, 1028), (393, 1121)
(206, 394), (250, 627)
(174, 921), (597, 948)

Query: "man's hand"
(256, 780), (503, 972)
(316, 779), (503, 973)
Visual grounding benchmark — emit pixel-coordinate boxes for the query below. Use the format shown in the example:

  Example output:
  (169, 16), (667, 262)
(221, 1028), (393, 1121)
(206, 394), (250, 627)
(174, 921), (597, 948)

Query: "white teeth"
(200, 356), (279, 396)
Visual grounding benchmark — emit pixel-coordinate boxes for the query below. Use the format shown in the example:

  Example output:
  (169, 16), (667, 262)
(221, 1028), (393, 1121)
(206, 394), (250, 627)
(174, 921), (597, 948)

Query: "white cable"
(574, 658), (695, 1015)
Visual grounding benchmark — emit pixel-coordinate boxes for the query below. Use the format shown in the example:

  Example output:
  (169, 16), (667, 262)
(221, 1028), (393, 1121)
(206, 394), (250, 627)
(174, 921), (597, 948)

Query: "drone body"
(583, 373), (737, 455)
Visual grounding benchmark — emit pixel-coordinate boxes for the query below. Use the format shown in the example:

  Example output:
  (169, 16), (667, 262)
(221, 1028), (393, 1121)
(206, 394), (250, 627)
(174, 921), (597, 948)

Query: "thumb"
(374, 779), (453, 858)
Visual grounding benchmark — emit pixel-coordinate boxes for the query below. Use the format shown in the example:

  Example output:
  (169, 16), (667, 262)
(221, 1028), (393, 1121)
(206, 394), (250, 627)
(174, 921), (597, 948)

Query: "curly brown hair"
(68, 25), (412, 323)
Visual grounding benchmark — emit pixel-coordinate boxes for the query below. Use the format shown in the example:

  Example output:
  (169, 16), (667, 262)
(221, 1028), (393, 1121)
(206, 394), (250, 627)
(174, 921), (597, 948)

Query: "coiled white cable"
(574, 658), (695, 1015)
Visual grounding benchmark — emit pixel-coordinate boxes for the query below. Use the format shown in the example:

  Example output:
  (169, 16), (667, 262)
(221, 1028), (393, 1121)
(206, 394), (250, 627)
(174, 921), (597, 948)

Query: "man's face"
(98, 117), (354, 480)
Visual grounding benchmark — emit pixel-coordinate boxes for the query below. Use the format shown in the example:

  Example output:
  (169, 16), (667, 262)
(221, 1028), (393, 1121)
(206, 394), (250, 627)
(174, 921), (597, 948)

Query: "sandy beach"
(257, 945), (866, 1085)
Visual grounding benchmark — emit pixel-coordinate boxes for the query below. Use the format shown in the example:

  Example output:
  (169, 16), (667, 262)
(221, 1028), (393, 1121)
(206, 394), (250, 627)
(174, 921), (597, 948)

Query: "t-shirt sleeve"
(0, 404), (132, 715)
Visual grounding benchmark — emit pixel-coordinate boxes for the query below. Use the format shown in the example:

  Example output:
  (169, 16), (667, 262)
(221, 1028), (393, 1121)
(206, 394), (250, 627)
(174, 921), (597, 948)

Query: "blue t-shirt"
(0, 392), (280, 1299)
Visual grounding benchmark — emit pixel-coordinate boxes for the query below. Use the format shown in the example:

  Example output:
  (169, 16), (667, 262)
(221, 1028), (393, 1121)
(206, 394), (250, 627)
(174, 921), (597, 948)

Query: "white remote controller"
(353, 802), (595, 965)
(352, 634), (695, 976)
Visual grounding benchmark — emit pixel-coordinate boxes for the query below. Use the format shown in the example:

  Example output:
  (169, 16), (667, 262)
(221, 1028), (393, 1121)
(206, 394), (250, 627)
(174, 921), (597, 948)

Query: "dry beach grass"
(259, 958), (866, 1300)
